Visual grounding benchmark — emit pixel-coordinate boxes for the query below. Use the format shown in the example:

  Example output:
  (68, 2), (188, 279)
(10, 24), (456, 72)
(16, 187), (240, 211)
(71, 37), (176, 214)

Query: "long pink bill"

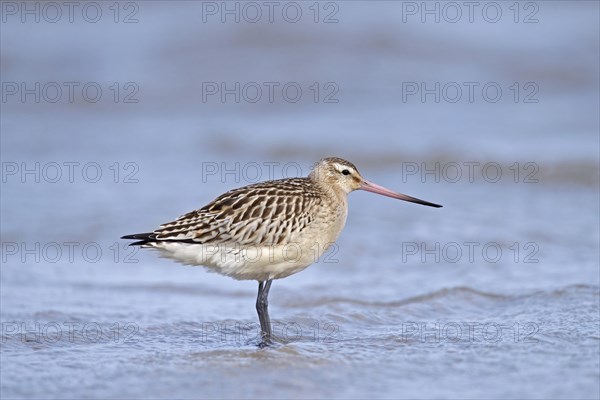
(360, 180), (442, 208)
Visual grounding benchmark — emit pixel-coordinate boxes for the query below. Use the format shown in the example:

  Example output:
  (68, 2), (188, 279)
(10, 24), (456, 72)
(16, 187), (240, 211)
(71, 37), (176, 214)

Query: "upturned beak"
(360, 180), (442, 208)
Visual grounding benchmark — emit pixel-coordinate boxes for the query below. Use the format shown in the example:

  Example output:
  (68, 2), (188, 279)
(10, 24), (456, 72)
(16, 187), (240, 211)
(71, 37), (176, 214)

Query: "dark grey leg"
(256, 279), (273, 347)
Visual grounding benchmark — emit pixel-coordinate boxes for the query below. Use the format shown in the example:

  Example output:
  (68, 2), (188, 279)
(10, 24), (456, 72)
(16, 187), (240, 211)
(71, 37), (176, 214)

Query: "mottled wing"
(152, 178), (323, 246)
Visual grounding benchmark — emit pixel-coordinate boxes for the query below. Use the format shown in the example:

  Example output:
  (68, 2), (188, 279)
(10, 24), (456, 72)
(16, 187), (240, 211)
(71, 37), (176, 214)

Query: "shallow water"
(1, 1), (599, 399)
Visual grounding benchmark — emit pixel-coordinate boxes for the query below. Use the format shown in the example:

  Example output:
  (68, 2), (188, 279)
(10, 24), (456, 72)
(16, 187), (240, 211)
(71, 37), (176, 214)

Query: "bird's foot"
(257, 340), (270, 349)
(257, 333), (276, 348)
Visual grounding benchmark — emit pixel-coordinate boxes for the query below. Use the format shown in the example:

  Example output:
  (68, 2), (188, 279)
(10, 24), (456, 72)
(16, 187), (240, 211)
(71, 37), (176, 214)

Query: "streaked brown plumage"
(122, 157), (441, 346)
(154, 178), (326, 246)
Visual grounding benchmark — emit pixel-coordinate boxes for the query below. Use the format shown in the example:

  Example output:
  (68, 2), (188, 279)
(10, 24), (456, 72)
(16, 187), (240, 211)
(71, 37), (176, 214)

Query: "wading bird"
(122, 157), (441, 347)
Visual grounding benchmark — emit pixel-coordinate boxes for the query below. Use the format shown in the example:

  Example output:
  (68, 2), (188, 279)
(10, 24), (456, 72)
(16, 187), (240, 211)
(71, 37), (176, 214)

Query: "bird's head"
(310, 157), (442, 208)
(310, 157), (363, 194)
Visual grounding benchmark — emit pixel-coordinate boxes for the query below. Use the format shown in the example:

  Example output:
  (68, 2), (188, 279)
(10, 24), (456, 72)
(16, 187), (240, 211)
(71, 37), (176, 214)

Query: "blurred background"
(1, 1), (598, 399)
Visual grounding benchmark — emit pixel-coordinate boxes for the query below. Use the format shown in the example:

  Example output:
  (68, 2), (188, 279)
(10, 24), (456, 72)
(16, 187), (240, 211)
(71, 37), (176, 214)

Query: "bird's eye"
(342, 169), (350, 175)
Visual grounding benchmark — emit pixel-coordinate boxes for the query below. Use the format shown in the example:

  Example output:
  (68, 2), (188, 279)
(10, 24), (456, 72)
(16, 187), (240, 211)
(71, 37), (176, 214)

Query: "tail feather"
(121, 232), (156, 246)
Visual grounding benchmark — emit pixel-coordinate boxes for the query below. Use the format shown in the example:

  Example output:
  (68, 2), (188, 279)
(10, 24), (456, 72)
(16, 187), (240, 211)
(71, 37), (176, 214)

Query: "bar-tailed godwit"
(122, 157), (441, 346)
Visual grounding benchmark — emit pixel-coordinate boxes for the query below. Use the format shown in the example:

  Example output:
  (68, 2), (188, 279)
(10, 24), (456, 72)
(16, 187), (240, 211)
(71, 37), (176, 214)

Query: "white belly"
(149, 240), (327, 281)
(148, 192), (349, 281)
